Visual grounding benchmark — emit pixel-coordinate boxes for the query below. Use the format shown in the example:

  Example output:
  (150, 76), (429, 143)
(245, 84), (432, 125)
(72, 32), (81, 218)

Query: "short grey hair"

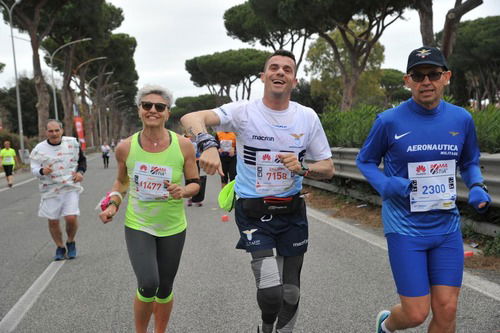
(135, 85), (174, 108)
(46, 119), (63, 129)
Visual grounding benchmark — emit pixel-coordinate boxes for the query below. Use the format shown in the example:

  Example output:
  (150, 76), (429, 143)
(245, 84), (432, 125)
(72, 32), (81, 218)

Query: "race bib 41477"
(133, 162), (172, 201)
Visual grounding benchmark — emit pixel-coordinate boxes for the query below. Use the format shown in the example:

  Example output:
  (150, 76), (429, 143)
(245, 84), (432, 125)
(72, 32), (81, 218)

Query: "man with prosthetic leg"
(182, 50), (334, 332)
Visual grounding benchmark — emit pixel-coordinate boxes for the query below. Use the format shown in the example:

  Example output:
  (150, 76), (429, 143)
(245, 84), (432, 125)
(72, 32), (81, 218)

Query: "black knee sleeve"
(138, 286), (157, 299)
(251, 251), (284, 324)
(257, 285), (283, 324)
(156, 284), (173, 299)
(282, 284), (300, 305)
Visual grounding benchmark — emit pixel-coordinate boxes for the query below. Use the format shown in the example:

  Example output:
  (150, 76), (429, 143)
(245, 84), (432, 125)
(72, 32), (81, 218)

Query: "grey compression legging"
(125, 226), (186, 300)
(251, 250), (304, 333)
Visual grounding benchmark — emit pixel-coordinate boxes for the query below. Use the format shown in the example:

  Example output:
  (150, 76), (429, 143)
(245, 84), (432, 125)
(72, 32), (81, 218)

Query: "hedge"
(321, 103), (500, 153)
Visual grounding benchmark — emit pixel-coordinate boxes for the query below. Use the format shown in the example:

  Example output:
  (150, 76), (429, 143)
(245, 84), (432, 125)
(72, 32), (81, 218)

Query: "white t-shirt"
(214, 99), (331, 198)
(101, 144), (111, 154)
(30, 137), (83, 198)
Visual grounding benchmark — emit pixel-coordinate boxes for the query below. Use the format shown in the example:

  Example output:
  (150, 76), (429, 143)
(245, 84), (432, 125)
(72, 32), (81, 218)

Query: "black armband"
(470, 183), (488, 193)
(195, 133), (219, 153)
(185, 178), (201, 185)
(77, 147), (87, 173)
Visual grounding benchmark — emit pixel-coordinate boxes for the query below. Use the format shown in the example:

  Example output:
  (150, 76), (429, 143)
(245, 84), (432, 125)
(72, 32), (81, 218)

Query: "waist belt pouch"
(241, 195), (303, 218)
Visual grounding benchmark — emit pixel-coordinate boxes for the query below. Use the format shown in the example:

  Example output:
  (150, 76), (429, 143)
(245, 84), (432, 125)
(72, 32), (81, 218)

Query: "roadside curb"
(307, 207), (500, 302)
(304, 178), (500, 238)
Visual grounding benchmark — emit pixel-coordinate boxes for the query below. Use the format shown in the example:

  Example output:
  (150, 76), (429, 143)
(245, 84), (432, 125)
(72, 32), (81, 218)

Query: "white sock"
(381, 320), (394, 333)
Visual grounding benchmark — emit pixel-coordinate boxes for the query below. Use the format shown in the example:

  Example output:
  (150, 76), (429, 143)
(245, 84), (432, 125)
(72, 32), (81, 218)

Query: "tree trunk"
(441, 0), (483, 58)
(61, 86), (74, 135)
(61, 49), (76, 136)
(78, 71), (94, 149)
(30, 37), (50, 139)
(341, 71), (361, 112)
(414, 0), (435, 46)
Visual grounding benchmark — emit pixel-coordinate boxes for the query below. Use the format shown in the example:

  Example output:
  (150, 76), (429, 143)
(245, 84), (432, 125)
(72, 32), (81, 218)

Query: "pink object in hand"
(100, 192), (111, 211)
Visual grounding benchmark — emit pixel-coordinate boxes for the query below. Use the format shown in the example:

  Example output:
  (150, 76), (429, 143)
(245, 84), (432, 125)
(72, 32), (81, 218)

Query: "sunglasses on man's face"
(409, 71), (446, 83)
(140, 101), (168, 112)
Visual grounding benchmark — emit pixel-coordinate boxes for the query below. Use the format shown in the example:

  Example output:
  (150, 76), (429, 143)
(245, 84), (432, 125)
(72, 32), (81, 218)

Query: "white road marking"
(308, 207), (500, 302)
(0, 154), (100, 331)
(0, 177), (36, 193)
(0, 261), (65, 332)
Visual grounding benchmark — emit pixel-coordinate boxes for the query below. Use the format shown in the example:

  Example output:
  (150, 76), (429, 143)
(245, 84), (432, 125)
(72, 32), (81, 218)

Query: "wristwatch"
(297, 160), (309, 176)
(470, 183), (488, 193)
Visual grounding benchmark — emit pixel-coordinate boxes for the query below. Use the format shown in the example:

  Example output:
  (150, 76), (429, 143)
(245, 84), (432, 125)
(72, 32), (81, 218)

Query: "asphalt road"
(0, 153), (498, 332)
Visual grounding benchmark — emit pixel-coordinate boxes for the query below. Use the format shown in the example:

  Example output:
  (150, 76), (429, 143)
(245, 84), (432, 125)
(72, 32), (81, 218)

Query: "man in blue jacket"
(356, 46), (491, 333)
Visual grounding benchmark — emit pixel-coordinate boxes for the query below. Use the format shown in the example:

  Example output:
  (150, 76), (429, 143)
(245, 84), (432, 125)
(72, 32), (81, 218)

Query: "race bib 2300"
(408, 159), (456, 212)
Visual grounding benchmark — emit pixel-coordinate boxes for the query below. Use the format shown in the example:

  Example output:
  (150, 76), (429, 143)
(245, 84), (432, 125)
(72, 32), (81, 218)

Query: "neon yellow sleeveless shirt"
(125, 131), (186, 236)
(0, 148), (16, 166)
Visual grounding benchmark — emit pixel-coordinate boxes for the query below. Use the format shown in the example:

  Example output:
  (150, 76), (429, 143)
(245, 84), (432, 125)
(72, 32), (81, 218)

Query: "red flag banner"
(73, 117), (86, 151)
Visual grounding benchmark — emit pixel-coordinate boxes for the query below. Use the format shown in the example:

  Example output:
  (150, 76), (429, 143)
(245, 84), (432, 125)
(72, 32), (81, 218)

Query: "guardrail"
(330, 147), (500, 208)
(303, 147), (500, 237)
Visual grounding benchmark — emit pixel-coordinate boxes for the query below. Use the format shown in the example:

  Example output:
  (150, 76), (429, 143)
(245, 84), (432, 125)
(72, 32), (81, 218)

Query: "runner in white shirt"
(181, 50), (335, 333)
(30, 119), (86, 261)
(101, 142), (111, 168)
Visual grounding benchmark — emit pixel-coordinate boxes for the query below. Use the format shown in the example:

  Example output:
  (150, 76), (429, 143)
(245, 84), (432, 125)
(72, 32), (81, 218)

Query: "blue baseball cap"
(407, 46), (448, 73)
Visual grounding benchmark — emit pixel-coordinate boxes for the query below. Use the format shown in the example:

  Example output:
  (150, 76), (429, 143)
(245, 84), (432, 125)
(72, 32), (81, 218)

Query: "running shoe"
(187, 200), (192, 207)
(376, 310), (391, 333)
(66, 242), (77, 259)
(54, 247), (66, 261)
(196, 202), (203, 207)
(257, 325), (274, 333)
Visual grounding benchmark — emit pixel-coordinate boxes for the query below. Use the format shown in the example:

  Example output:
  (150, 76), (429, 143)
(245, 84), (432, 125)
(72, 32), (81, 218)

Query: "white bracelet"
(109, 191), (123, 201)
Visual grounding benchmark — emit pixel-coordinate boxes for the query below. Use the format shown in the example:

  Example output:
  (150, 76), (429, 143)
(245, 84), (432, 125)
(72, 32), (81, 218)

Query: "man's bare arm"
(305, 158), (335, 180)
(180, 110), (221, 136)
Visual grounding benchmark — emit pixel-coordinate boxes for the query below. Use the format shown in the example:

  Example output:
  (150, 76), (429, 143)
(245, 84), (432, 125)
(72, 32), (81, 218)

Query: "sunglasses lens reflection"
(428, 72), (442, 81)
(141, 102), (167, 112)
(154, 103), (167, 112)
(141, 102), (153, 111)
(411, 72), (443, 82)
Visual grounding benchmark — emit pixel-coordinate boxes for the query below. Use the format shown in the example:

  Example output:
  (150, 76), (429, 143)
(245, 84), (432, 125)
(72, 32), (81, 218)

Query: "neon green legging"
(136, 289), (173, 304)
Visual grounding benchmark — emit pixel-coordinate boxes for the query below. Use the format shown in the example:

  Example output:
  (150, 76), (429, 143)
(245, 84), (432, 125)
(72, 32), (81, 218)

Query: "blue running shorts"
(386, 230), (464, 297)
(234, 198), (308, 257)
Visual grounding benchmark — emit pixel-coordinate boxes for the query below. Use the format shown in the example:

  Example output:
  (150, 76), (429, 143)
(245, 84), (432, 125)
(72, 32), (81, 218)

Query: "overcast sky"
(0, 0), (499, 102)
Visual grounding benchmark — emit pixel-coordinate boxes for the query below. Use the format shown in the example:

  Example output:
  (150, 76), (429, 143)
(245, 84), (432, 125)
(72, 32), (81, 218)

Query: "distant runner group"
(1, 46), (491, 333)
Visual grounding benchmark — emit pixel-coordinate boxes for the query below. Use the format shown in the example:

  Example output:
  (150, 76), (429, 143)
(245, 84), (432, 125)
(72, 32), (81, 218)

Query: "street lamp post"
(1, 0), (25, 161)
(48, 37), (92, 120)
(87, 71), (114, 89)
(73, 56), (107, 76)
(72, 57), (107, 149)
(88, 75), (117, 145)
(100, 91), (124, 144)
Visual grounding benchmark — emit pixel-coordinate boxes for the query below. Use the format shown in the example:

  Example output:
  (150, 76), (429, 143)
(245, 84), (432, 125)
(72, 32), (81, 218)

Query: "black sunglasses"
(409, 71), (446, 83)
(140, 101), (168, 112)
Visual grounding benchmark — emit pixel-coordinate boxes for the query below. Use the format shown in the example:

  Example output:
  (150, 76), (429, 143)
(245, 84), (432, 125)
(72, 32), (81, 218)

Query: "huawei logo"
(416, 165), (426, 173)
